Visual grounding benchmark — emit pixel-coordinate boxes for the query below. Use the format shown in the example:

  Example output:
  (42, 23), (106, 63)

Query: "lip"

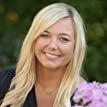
(44, 51), (61, 56)
(43, 52), (61, 59)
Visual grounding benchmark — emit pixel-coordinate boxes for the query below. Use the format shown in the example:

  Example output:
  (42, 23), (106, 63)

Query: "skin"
(34, 17), (75, 107)
(35, 17), (75, 71)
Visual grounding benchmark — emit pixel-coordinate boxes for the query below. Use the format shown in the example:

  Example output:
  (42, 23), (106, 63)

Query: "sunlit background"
(0, 0), (107, 82)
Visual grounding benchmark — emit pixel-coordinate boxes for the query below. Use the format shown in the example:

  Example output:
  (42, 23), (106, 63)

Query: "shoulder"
(0, 68), (15, 86)
(0, 68), (15, 100)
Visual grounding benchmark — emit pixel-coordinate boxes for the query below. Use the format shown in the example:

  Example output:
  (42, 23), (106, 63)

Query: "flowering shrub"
(72, 81), (107, 107)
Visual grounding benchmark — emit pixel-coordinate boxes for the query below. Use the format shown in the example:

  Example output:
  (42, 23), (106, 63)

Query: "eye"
(60, 37), (70, 42)
(40, 34), (50, 38)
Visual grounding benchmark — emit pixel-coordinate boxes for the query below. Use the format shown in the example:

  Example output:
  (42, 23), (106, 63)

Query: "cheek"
(61, 45), (74, 60)
(62, 43), (74, 54)
(35, 37), (43, 46)
(35, 38), (45, 51)
(35, 39), (42, 57)
(65, 49), (73, 59)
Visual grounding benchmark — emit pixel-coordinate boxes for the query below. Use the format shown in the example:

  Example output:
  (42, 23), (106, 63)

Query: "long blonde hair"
(0, 3), (86, 107)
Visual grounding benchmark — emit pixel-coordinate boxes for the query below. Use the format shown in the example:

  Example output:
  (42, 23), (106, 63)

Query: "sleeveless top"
(0, 68), (74, 107)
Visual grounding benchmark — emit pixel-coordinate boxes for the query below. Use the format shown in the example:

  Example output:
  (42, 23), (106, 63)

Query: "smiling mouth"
(44, 52), (61, 59)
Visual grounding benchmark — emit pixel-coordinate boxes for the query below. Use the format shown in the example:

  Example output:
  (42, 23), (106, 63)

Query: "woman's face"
(35, 17), (75, 70)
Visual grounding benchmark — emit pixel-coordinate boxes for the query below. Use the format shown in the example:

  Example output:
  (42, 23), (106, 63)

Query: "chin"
(43, 63), (61, 70)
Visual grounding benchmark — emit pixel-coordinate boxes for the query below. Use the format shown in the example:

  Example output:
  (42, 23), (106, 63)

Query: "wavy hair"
(0, 3), (86, 107)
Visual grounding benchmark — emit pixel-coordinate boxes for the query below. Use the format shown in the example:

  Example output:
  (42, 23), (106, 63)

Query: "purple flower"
(72, 105), (83, 107)
(72, 81), (107, 107)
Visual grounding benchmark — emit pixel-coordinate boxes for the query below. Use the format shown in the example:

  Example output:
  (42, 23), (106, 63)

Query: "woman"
(0, 3), (86, 107)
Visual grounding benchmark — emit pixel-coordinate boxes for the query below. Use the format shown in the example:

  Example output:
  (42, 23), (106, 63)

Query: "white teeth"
(45, 53), (58, 59)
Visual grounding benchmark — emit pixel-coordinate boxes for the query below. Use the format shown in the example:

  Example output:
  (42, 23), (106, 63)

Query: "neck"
(36, 61), (66, 88)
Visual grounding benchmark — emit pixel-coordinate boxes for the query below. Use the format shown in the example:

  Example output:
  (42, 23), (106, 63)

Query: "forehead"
(46, 17), (74, 36)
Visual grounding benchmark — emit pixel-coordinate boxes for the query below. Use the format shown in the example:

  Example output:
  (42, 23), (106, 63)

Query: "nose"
(48, 38), (58, 50)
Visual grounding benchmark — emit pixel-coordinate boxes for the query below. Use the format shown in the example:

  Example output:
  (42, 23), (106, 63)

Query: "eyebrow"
(43, 30), (71, 37)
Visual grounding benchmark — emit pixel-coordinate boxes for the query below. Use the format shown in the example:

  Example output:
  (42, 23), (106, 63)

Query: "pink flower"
(72, 81), (107, 107)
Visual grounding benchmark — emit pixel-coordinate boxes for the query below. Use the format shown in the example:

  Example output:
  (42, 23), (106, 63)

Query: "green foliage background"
(0, 0), (107, 82)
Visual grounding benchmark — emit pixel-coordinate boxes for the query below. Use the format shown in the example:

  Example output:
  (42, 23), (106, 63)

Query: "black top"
(0, 69), (74, 107)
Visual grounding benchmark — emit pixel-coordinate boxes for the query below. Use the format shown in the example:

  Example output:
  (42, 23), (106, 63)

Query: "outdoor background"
(0, 0), (107, 82)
